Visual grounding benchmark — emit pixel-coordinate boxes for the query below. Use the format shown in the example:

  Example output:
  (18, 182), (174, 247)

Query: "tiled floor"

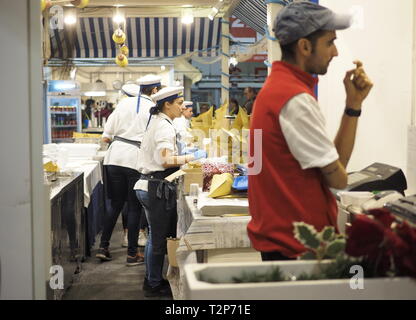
(63, 221), (171, 300)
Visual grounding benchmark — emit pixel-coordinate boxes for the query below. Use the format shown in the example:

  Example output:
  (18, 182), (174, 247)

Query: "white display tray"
(184, 260), (416, 300)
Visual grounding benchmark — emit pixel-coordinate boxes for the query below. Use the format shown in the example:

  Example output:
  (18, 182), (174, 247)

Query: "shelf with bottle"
(52, 125), (78, 128)
(51, 113), (78, 126)
(49, 106), (77, 113)
(52, 128), (76, 140)
(52, 138), (75, 143)
(51, 111), (77, 115)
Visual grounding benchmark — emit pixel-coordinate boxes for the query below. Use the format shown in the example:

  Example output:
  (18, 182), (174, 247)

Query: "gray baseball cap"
(274, 1), (352, 46)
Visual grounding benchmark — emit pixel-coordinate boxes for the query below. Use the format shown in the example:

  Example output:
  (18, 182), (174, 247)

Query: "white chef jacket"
(102, 94), (155, 170)
(279, 93), (339, 170)
(134, 112), (179, 191)
(173, 115), (192, 143)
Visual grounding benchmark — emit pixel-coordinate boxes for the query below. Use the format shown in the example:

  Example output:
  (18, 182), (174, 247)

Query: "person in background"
(96, 74), (162, 266)
(94, 100), (113, 126)
(82, 98), (95, 128)
(228, 98), (240, 116)
(134, 87), (207, 297)
(198, 103), (210, 115)
(242, 87), (257, 115)
(248, 2), (373, 261)
(134, 75), (166, 249)
(173, 101), (194, 146)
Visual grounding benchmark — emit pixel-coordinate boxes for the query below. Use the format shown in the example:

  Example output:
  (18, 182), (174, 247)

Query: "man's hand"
(344, 60), (373, 109)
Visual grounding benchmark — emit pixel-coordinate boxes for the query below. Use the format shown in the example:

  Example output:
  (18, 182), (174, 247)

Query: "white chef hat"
(137, 74), (162, 88)
(151, 86), (184, 105)
(183, 101), (193, 108)
(121, 83), (140, 97)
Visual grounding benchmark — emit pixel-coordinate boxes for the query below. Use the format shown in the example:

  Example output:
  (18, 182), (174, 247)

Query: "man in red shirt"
(248, 2), (373, 260)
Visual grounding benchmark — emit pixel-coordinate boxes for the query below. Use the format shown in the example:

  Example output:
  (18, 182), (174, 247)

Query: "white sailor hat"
(121, 83), (140, 97)
(151, 86), (184, 104)
(137, 74), (162, 87)
(183, 101), (193, 108)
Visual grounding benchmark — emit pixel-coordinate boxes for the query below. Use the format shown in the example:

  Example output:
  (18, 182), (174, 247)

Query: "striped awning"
(50, 17), (222, 59)
(232, 0), (319, 36)
(232, 0), (267, 35)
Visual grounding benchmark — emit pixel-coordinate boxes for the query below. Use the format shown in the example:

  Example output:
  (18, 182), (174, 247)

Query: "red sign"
(229, 16), (266, 63)
(230, 17), (257, 40)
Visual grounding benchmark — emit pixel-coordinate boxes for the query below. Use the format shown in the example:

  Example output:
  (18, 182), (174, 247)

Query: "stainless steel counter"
(47, 172), (84, 300)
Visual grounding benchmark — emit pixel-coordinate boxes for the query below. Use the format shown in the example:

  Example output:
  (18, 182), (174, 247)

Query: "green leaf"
(293, 222), (320, 250)
(300, 251), (317, 260)
(325, 239), (346, 258)
(318, 226), (335, 242)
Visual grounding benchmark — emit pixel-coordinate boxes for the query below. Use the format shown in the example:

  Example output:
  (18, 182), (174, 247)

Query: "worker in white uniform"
(134, 87), (207, 297)
(96, 74), (162, 267)
(173, 100), (194, 147)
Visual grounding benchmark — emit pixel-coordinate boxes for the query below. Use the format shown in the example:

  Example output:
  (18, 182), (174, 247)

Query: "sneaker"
(138, 230), (148, 247)
(143, 277), (169, 291)
(96, 248), (112, 261)
(126, 253), (145, 267)
(143, 280), (172, 298)
(121, 231), (128, 248)
(142, 277), (151, 291)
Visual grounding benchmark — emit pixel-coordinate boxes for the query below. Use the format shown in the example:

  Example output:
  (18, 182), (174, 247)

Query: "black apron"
(141, 167), (179, 255)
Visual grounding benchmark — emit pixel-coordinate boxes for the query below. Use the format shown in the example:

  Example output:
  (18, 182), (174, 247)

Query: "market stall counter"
(48, 171), (84, 300)
(64, 158), (104, 256)
(167, 189), (254, 300)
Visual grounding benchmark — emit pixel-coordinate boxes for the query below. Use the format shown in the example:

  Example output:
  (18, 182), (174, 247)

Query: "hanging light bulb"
(64, 13), (77, 25)
(160, 65), (166, 71)
(181, 8), (194, 25)
(113, 13), (126, 24)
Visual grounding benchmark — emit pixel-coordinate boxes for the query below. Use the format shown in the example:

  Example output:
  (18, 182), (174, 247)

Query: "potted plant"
(183, 209), (416, 300)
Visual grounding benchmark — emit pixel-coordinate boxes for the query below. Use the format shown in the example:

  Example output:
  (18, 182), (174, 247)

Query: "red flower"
(394, 222), (416, 277)
(346, 214), (385, 257)
(345, 213), (411, 276)
(367, 208), (395, 228)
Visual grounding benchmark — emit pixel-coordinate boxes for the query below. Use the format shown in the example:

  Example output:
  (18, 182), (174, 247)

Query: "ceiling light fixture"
(208, 2), (222, 21)
(64, 14), (77, 25)
(229, 56), (238, 67)
(113, 13), (126, 24)
(82, 80), (107, 97)
(181, 8), (194, 25)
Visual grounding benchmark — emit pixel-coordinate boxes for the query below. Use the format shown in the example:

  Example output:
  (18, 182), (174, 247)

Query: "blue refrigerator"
(44, 80), (82, 144)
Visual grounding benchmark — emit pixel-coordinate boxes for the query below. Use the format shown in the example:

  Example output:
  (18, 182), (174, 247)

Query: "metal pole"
(265, 1), (284, 75)
(412, 0), (416, 126)
(221, 16), (230, 106)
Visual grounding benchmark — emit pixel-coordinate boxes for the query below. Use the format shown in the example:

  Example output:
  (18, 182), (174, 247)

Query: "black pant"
(261, 251), (295, 261)
(100, 165), (142, 256)
(121, 202), (148, 230)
